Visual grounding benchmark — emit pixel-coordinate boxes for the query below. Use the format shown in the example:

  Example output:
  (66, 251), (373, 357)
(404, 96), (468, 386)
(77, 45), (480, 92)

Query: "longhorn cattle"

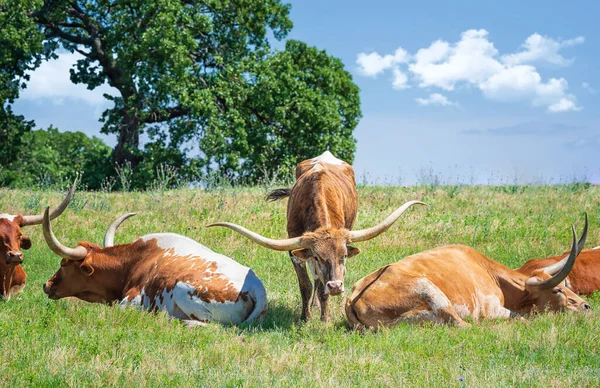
(517, 242), (600, 295)
(0, 179), (76, 300)
(209, 151), (425, 321)
(42, 209), (267, 326)
(346, 217), (590, 329)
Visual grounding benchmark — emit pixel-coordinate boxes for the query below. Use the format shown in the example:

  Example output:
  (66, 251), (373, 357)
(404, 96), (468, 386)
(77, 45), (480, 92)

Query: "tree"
(19, 0), (293, 166)
(0, 106), (35, 185)
(4, 1), (362, 182)
(194, 40), (361, 181)
(10, 126), (112, 189)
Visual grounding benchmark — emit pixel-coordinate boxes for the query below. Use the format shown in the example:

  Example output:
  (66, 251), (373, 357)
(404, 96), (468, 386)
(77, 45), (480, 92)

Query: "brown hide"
(44, 238), (240, 307)
(0, 216), (30, 299)
(287, 157), (357, 236)
(346, 245), (590, 329)
(517, 249), (600, 295)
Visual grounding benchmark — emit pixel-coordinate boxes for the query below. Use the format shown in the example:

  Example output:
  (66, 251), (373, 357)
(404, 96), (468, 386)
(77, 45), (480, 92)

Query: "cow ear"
(347, 246), (361, 258)
(79, 262), (95, 276)
(20, 236), (32, 250)
(291, 249), (311, 261)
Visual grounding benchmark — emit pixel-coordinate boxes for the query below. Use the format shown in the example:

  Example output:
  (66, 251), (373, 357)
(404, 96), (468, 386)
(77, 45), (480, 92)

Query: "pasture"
(1, 184), (599, 386)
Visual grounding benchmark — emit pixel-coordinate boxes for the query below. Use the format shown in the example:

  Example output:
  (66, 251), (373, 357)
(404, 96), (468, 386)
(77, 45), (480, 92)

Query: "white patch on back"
(310, 151), (343, 166)
(0, 214), (16, 222)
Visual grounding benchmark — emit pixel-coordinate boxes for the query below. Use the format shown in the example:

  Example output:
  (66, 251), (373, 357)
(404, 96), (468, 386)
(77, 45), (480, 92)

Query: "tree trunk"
(113, 112), (141, 166)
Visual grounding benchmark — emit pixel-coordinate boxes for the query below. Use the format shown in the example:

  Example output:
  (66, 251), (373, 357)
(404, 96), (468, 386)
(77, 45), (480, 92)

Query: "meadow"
(1, 184), (599, 387)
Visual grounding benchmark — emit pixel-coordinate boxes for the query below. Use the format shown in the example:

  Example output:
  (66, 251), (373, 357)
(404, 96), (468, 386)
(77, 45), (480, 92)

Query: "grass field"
(1, 184), (599, 387)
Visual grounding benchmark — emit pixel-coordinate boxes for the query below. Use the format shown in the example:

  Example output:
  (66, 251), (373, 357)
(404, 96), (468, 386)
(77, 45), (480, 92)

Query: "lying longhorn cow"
(0, 178), (77, 300)
(42, 210), (267, 326)
(517, 225), (600, 295)
(209, 151), (425, 321)
(346, 216), (590, 329)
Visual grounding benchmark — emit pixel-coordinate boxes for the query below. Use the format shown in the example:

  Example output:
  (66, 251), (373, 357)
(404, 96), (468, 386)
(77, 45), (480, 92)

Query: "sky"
(12, 0), (600, 185)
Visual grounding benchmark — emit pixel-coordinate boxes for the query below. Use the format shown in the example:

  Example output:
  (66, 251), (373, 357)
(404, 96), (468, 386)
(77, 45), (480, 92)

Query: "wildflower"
(458, 376), (464, 381)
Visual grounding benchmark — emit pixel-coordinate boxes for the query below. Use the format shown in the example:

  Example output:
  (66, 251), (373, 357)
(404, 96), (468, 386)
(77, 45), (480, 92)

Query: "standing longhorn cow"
(346, 216), (590, 329)
(209, 151), (425, 321)
(42, 210), (267, 326)
(0, 178), (77, 300)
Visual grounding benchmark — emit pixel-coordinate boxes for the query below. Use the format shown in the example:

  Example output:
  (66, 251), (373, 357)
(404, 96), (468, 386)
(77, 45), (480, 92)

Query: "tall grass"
(0, 185), (599, 386)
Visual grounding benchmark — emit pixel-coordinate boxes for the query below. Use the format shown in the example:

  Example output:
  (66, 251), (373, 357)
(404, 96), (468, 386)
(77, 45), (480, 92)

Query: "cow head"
(42, 209), (135, 303)
(0, 177), (77, 267)
(0, 216), (31, 266)
(209, 200), (426, 295)
(523, 217), (591, 313)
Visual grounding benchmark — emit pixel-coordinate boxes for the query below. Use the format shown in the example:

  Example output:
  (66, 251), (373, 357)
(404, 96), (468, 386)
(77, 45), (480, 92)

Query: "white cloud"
(356, 47), (410, 77)
(391, 68), (409, 90)
(582, 82), (596, 94)
(356, 30), (583, 112)
(19, 51), (117, 106)
(415, 93), (456, 107)
(501, 34), (584, 66)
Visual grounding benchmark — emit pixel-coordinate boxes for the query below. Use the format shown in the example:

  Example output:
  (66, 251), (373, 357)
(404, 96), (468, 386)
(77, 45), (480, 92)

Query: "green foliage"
(2, 1), (360, 182)
(7, 126), (112, 189)
(0, 105), (34, 185)
(195, 40), (361, 182)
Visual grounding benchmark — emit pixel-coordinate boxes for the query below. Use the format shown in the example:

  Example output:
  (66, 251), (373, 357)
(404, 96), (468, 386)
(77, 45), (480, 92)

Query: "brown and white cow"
(346, 217), (590, 329)
(517, 234), (600, 295)
(0, 179), (76, 300)
(209, 151), (425, 321)
(41, 209), (267, 326)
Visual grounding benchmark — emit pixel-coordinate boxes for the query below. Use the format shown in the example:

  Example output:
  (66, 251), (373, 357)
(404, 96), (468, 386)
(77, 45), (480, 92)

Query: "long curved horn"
(104, 213), (136, 247)
(349, 200), (427, 242)
(21, 175), (78, 226)
(207, 222), (304, 251)
(42, 207), (87, 260)
(541, 213), (588, 276)
(527, 221), (586, 290)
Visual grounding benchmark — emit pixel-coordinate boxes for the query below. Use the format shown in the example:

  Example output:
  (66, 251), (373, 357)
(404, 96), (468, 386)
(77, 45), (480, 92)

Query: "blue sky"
(13, 0), (600, 184)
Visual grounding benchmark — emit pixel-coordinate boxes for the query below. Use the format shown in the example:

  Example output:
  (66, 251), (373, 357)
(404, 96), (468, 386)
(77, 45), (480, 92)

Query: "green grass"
(1, 185), (599, 387)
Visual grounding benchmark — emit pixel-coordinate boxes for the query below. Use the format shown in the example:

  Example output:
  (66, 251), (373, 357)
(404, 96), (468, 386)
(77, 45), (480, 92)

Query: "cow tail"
(265, 188), (291, 202)
(242, 272), (268, 324)
(347, 264), (392, 329)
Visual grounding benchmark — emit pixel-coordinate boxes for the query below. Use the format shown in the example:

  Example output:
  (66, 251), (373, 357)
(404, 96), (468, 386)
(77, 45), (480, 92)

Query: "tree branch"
(144, 106), (191, 124)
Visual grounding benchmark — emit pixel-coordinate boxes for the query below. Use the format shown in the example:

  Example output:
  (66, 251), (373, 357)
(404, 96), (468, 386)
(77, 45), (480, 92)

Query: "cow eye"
(553, 288), (564, 294)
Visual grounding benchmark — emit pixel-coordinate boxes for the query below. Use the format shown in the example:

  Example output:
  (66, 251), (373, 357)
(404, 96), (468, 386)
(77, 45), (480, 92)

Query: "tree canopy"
(1, 0), (361, 185)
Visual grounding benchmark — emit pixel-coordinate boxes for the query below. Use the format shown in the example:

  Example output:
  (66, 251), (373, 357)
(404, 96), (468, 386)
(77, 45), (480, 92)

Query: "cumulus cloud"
(501, 34), (584, 66)
(415, 93), (456, 107)
(356, 30), (583, 112)
(356, 48), (410, 77)
(19, 51), (117, 106)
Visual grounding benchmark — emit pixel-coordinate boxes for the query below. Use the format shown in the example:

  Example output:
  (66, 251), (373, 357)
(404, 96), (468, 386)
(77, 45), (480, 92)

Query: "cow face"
(291, 229), (360, 295)
(43, 255), (109, 303)
(526, 270), (591, 313)
(0, 216), (32, 266)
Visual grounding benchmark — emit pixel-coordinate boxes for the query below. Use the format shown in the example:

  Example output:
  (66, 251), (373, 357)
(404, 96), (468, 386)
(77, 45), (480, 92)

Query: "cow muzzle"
(6, 251), (23, 265)
(326, 280), (345, 295)
(43, 282), (58, 299)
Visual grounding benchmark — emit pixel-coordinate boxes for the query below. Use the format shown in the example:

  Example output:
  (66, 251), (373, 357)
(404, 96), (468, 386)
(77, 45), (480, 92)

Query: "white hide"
(310, 151), (344, 166)
(0, 214), (16, 222)
(120, 233), (267, 324)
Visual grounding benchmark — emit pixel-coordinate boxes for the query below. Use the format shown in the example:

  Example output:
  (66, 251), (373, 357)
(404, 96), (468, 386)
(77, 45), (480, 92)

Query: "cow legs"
(315, 279), (330, 322)
(290, 252), (313, 321)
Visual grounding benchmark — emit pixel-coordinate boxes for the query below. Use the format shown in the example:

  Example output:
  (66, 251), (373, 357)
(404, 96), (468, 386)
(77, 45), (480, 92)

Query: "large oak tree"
(2, 0), (361, 181)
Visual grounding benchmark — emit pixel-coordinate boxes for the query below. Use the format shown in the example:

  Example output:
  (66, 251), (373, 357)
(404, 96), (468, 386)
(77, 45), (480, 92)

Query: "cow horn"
(349, 201), (427, 242)
(207, 222), (304, 251)
(540, 213), (588, 276)
(21, 175), (78, 226)
(527, 217), (588, 290)
(104, 213), (136, 247)
(42, 207), (87, 260)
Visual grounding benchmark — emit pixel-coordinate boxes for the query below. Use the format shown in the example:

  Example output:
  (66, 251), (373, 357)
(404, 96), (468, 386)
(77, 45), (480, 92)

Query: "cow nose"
(326, 280), (344, 295)
(6, 251), (23, 264)
(43, 283), (51, 295)
(583, 303), (591, 311)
